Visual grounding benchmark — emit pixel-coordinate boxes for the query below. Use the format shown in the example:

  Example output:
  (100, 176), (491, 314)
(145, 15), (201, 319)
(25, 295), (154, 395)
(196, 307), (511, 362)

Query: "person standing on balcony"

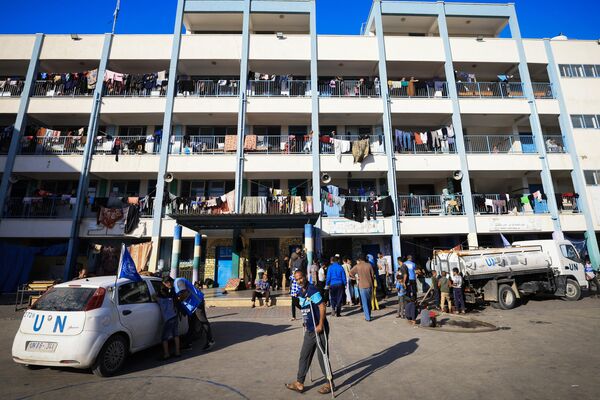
(407, 77), (419, 97)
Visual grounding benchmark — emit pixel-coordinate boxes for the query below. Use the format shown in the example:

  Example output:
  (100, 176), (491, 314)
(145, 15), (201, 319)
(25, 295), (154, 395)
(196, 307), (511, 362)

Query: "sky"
(0, 0), (599, 40)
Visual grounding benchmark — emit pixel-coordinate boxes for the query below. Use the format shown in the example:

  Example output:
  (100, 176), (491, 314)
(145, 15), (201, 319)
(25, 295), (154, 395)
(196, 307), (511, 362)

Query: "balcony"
(457, 82), (525, 99)
(318, 79), (380, 98)
(20, 136), (86, 155)
(247, 80), (311, 97)
(389, 81), (449, 98)
(319, 135), (385, 154)
(170, 135), (226, 154)
(240, 196), (314, 215)
(177, 79), (240, 97)
(94, 136), (161, 155)
(472, 194), (549, 215)
(322, 195), (386, 218)
(544, 135), (567, 153)
(0, 79), (24, 97)
(398, 195), (465, 216)
(464, 135), (537, 154)
(4, 197), (74, 218)
(32, 80), (93, 97)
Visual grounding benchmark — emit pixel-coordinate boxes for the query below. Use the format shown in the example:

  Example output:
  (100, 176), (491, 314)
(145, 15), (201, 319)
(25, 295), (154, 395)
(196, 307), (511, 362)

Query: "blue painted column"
(192, 233), (202, 284)
(373, 0), (402, 268)
(304, 223), (314, 269)
(508, 5), (562, 237)
(309, 0), (322, 254)
(437, 2), (478, 248)
(0, 33), (43, 221)
(544, 39), (600, 266)
(149, 0), (185, 271)
(234, 0), (252, 214)
(170, 224), (182, 279)
(64, 33), (114, 281)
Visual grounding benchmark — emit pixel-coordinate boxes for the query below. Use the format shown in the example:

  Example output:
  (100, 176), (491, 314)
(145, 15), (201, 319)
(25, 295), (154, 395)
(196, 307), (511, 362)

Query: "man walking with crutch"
(286, 269), (335, 396)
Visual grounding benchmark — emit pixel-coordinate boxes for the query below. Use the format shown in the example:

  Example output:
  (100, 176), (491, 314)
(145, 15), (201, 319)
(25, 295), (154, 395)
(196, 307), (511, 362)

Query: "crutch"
(308, 299), (335, 399)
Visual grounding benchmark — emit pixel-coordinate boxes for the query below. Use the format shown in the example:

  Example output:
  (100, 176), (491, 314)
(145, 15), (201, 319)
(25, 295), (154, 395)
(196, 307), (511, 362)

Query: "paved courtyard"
(1, 295), (599, 400)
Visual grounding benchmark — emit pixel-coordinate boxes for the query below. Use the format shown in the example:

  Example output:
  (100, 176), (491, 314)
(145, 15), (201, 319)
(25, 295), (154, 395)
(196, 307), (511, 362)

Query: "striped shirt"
(290, 274), (301, 297)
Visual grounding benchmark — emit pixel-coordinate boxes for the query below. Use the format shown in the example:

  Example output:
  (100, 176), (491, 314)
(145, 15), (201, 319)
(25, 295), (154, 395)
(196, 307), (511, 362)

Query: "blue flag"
(500, 234), (511, 248)
(119, 247), (142, 282)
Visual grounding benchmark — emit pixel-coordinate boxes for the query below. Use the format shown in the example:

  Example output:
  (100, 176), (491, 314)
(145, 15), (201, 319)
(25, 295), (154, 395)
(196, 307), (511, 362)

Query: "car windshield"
(31, 287), (97, 311)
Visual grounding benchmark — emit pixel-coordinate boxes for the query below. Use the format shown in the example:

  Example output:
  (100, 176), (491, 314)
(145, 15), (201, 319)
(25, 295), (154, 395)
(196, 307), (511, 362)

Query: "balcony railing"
(472, 194), (549, 215)
(456, 82), (525, 98)
(103, 86), (166, 97)
(20, 136), (86, 155)
(94, 136), (160, 155)
(4, 197), (74, 218)
(247, 80), (311, 97)
(320, 135), (385, 154)
(398, 195), (465, 216)
(532, 82), (554, 99)
(246, 135), (310, 154)
(0, 81), (24, 97)
(394, 140), (457, 154)
(170, 135), (226, 154)
(389, 82), (449, 98)
(32, 81), (92, 97)
(241, 196), (313, 215)
(318, 80), (380, 97)
(464, 135), (537, 154)
(188, 80), (240, 97)
(322, 195), (385, 218)
(544, 135), (567, 153)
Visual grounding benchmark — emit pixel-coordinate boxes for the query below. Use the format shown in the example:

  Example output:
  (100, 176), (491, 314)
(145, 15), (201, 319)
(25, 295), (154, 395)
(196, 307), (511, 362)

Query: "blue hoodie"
(326, 262), (347, 287)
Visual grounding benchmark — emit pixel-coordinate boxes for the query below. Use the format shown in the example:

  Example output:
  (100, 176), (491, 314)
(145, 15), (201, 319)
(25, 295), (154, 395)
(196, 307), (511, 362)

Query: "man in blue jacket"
(326, 255), (347, 317)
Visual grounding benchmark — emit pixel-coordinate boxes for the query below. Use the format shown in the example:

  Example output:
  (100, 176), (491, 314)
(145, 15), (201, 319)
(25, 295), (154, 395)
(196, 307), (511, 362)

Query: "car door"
(117, 280), (161, 351)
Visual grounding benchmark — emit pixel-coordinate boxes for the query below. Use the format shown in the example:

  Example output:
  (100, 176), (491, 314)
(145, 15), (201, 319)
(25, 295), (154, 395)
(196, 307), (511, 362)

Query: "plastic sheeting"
(0, 242), (68, 293)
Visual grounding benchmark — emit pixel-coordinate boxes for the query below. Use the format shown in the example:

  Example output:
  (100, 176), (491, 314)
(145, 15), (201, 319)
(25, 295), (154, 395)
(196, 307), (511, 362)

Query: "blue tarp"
(0, 242), (68, 293)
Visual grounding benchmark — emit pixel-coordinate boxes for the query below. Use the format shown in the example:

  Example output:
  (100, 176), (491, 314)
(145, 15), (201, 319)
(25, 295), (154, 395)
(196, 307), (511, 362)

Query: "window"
(559, 65), (572, 77)
(250, 179), (279, 196)
(571, 65), (584, 77)
(110, 180), (141, 196)
(32, 287), (96, 311)
(584, 170), (599, 185)
(149, 279), (163, 295)
(289, 126), (308, 136)
(583, 65), (597, 78)
(253, 126), (281, 136)
(319, 126), (337, 136)
(571, 115), (583, 128)
(583, 115), (598, 129)
(207, 181), (226, 198)
(560, 244), (581, 263)
(118, 281), (152, 305)
(118, 126), (145, 137)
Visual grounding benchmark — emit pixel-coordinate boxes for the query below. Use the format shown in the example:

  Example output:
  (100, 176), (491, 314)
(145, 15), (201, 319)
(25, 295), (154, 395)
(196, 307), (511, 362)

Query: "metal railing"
(463, 135), (537, 154)
(240, 196), (313, 215)
(20, 136), (86, 155)
(187, 80), (240, 97)
(4, 197), (74, 218)
(320, 135), (385, 154)
(318, 80), (381, 97)
(472, 194), (549, 215)
(247, 80), (311, 97)
(544, 135), (567, 153)
(32, 81), (92, 97)
(398, 195), (465, 216)
(322, 195), (385, 217)
(102, 86), (166, 97)
(456, 82), (525, 98)
(0, 82), (24, 97)
(170, 135), (227, 154)
(247, 135), (310, 154)
(394, 140), (457, 154)
(94, 136), (160, 155)
(388, 82), (449, 98)
(532, 82), (554, 99)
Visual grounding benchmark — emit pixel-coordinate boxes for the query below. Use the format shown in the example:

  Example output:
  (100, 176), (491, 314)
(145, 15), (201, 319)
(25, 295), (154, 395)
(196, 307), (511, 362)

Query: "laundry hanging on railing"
(393, 125), (455, 153)
(37, 70), (98, 95)
(103, 69), (167, 96)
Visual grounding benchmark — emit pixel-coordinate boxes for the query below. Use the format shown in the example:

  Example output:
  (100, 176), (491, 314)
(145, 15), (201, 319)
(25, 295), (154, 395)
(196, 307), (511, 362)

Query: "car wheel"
(564, 279), (581, 301)
(498, 284), (517, 310)
(92, 335), (128, 377)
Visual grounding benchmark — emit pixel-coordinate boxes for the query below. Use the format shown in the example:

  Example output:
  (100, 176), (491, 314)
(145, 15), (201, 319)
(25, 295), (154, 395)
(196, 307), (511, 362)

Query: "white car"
(12, 275), (187, 377)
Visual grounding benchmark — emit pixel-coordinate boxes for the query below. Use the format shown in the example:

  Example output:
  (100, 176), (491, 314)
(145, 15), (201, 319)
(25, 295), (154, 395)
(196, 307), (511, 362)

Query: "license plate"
(26, 341), (58, 353)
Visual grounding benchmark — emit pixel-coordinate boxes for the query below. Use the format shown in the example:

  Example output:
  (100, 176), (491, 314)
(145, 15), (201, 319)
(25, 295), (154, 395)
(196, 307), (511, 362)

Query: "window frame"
(560, 244), (581, 263)
(118, 280), (153, 305)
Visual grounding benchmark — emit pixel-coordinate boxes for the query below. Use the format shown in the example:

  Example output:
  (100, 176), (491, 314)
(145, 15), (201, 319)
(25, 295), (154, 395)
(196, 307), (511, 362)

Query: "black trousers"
(297, 325), (331, 384)
(186, 300), (213, 343)
(329, 284), (344, 316)
(291, 296), (300, 318)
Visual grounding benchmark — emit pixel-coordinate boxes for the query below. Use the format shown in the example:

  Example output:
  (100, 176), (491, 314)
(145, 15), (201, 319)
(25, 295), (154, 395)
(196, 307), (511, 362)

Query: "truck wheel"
(92, 335), (128, 377)
(564, 279), (581, 301)
(498, 284), (517, 310)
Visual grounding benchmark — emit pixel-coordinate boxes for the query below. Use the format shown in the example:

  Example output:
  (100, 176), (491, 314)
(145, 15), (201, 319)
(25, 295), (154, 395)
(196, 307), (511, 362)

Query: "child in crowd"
(156, 285), (180, 360)
(395, 272), (407, 319)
